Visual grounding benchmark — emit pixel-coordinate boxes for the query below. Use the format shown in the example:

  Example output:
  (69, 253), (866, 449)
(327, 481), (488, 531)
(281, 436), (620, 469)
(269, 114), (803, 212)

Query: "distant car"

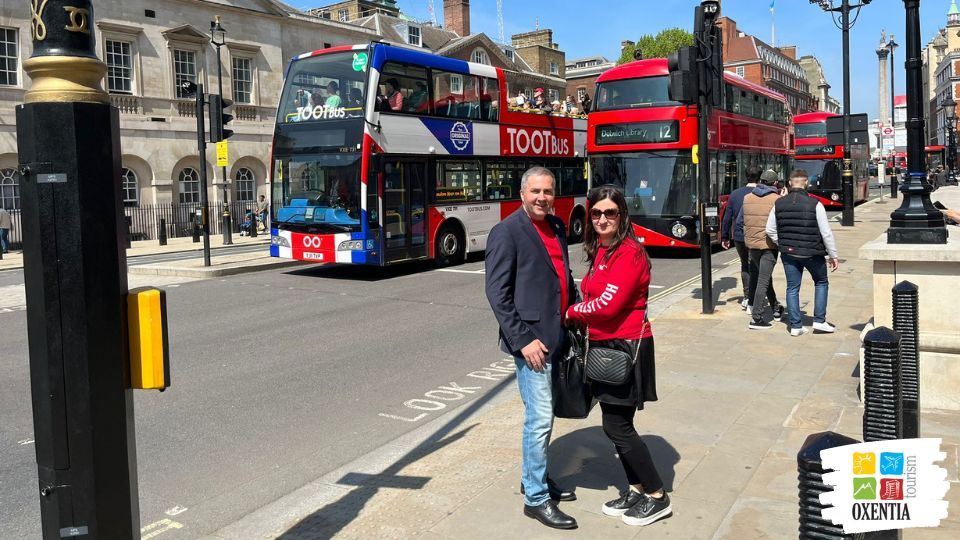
(868, 162), (878, 176)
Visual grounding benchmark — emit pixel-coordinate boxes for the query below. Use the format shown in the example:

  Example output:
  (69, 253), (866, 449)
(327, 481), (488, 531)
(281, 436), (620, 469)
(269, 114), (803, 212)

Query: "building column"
(878, 45), (890, 126)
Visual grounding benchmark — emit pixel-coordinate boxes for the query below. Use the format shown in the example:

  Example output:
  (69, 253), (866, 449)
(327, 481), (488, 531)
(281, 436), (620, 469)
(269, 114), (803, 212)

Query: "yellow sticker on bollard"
(127, 287), (170, 390)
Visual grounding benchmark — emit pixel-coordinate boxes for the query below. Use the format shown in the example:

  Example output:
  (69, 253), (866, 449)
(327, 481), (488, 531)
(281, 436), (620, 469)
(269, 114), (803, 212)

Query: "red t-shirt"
(531, 217), (569, 317)
(565, 240), (652, 340)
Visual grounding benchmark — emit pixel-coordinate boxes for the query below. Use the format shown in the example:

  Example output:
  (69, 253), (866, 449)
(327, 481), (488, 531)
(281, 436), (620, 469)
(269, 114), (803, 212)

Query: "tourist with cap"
(738, 169), (785, 330)
(533, 88), (553, 112)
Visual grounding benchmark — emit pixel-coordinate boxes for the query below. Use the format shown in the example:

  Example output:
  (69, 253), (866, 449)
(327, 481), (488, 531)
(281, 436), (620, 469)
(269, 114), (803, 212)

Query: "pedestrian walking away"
(0, 206), (11, 254)
(739, 169), (784, 329)
(722, 165), (761, 310)
(484, 166), (579, 530)
(766, 168), (839, 336)
(565, 185), (671, 528)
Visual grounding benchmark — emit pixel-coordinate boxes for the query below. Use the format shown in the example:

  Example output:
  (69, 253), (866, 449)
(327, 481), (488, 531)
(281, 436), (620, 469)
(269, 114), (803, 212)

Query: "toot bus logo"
(503, 127), (572, 156)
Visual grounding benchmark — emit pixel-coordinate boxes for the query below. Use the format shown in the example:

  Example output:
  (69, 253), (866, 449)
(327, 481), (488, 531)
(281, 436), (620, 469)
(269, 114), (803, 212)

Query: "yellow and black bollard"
(16, 2), (140, 537)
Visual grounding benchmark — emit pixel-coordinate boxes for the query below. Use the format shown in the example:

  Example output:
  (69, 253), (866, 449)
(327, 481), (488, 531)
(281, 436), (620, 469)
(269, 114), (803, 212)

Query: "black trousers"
(599, 402), (663, 493)
(734, 240), (750, 301)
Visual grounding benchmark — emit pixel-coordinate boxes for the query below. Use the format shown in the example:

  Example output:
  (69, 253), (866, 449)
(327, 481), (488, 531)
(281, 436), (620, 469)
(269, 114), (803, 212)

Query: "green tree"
(617, 28), (695, 65)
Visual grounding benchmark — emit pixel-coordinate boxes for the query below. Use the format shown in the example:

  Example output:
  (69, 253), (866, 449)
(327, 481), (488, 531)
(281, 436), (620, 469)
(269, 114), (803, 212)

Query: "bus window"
(380, 62), (429, 114)
(485, 161), (523, 200)
(739, 91), (753, 116)
(594, 76), (676, 111)
(279, 51), (367, 123)
(560, 164), (587, 196)
(433, 71), (481, 120)
(480, 77), (500, 122)
(438, 161), (482, 202)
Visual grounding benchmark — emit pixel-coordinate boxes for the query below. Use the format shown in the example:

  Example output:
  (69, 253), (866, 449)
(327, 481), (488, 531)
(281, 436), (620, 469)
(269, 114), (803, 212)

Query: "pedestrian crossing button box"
(127, 287), (170, 391)
(701, 202), (720, 234)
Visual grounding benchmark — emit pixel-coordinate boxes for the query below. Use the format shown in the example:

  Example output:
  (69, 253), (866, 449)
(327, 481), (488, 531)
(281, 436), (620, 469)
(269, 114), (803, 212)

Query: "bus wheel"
(568, 211), (585, 244)
(435, 224), (465, 267)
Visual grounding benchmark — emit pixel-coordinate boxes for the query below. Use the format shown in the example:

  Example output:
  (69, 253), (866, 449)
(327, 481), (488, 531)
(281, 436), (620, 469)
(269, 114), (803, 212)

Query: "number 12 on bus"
(269, 44), (587, 266)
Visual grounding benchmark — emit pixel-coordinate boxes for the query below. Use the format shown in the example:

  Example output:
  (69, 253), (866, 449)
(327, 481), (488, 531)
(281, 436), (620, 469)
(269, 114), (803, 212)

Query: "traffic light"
(667, 46), (698, 104)
(208, 93), (234, 142)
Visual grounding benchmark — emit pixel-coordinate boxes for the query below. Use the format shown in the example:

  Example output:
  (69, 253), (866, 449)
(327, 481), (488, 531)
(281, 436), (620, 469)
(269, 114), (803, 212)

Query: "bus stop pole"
(15, 1), (140, 536)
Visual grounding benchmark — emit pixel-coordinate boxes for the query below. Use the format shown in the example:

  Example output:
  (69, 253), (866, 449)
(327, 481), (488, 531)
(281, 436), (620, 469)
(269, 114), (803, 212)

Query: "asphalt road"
(0, 191), (884, 538)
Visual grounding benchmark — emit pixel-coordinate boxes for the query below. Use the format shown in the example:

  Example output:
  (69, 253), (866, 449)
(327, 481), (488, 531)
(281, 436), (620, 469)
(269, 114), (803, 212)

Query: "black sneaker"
(772, 304), (784, 321)
(602, 490), (644, 517)
(749, 319), (772, 330)
(622, 492), (672, 526)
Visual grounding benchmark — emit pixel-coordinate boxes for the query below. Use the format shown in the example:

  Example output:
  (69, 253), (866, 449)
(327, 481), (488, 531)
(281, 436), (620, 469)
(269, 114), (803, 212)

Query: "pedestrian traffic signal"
(667, 46), (698, 104)
(208, 94), (234, 142)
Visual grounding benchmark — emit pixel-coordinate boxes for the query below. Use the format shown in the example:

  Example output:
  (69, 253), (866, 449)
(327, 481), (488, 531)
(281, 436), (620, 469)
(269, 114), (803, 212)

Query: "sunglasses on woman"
(589, 208), (620, 220)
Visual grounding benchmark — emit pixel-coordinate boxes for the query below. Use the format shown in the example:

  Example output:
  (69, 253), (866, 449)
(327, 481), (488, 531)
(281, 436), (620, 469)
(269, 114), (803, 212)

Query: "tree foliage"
(617, 28), (695, 65)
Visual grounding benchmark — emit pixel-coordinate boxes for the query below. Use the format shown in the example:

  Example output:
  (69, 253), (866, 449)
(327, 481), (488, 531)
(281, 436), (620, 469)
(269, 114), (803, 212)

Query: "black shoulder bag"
(583, 320), (647, 386)
(552, 329), (596, 419)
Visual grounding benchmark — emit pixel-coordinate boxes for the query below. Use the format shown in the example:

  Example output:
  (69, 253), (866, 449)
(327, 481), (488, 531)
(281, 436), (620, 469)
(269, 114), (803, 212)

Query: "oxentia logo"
(820, 439), (950, 534)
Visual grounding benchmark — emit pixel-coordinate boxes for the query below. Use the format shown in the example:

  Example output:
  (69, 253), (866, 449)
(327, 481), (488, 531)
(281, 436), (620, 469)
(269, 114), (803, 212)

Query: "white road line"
(17, 438), (34, 445)
(649, 285), (665, 289)
(436, 268), (485, 274)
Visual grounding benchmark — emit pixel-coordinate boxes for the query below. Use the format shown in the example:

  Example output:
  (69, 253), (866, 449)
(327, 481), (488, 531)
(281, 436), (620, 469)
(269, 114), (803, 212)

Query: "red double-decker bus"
(587, 59), (793, 248)
(793, 112), (869, 208)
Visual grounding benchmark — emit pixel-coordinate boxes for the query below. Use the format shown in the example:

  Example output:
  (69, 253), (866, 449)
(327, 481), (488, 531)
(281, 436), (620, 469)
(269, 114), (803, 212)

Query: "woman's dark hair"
(583, 184), (642, 266)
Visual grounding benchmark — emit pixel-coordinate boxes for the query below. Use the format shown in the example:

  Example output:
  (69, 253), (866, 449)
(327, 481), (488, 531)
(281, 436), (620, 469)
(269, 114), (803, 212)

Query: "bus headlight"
(671, 222), (688, 238)
(271, 235), (290, 247)
(831, 193), (840, 201)
(338, 240), (364, 251)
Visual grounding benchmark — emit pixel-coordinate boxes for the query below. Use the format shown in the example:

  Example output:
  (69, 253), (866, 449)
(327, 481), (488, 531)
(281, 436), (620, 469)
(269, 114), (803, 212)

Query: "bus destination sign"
(796, 144), (837, 156)
(596, 121), (679, 145)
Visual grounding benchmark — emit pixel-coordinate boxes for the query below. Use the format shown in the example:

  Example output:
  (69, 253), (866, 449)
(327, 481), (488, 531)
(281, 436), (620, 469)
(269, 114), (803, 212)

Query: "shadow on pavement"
(691, 276), (737, 307)
(277, 375), (516, 539)
(550, 426), (681, 493)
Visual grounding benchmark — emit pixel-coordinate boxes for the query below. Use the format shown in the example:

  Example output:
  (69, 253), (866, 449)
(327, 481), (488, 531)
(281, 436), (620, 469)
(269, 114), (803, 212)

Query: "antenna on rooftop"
(498, 0), (504, 43)
(427, 0), (437, 26)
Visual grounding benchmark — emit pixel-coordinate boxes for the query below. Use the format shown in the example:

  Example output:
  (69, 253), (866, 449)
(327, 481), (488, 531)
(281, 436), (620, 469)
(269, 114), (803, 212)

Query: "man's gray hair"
(520, 166), (556, 191)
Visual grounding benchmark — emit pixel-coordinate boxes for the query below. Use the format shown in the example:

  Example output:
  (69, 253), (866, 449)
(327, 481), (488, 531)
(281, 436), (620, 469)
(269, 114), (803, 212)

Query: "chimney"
(621, 40), (635, 54)
(444, 0), (470, 37)
(779, 45), (797, 60)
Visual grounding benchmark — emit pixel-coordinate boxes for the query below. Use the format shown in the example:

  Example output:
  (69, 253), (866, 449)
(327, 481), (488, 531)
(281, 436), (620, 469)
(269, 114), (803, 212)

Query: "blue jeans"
(781, 253), (829, 329)
(0, 228), (8, 253)
(514, 354), (554, 506)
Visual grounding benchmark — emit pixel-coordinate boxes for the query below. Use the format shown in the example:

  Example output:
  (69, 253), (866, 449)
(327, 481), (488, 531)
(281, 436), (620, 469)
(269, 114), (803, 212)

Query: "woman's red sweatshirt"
(565, 240), (652, 340)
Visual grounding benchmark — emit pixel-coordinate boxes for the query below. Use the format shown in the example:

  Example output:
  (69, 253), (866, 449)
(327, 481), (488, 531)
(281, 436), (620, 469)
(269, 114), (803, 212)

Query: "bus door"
(382, 159), (428, 262)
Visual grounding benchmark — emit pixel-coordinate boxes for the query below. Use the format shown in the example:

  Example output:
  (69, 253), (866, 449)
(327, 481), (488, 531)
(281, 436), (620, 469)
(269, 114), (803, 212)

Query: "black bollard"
(797, 431), (860, 539)
(890, 170), (898, 198)
(862, 327), (903, 442)
(192, 216), (200, 243)
(158, 217), (167, 246)
(222, 210), (232, 245)
(892, 281), (920, 438)
(249, 208), (257, 238)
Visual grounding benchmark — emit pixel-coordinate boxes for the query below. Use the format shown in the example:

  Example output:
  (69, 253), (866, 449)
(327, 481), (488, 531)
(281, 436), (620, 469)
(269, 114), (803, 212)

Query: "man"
(0, 206), (11, 253)
(256, 195), (269, 231)
(485, 166), (578, 530)
(722, 165), (761, 311)
(766, 169), (839, 336)
(739, 169), (784, 330)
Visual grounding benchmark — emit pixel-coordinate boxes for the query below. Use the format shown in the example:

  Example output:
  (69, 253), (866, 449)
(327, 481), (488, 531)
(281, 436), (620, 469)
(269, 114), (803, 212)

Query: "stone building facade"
(798, 55), (839, 114)
(0, 0), (377, 212)
(564, 56), (615, 106)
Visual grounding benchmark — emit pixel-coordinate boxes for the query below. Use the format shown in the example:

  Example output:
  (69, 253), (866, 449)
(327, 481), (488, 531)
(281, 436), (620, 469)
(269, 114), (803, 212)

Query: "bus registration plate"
(302, 252), (324, 261)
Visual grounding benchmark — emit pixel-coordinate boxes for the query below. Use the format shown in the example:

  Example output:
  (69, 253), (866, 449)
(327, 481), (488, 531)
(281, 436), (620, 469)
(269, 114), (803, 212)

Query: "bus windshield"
(278, 51), (368, 124)
(594, 76), (677, 111)
(795, 122), (827, 139)
(793, 158), (842, 190)
(274, 152), (363, 233)
(590, 151), (697, 216)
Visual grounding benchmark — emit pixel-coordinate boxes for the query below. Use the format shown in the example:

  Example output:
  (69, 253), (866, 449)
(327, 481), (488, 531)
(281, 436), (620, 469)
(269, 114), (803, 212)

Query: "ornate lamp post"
(944, 96), (958, 184)
(810, 0), (872, 227)
(887, 0), (947, 244)
(210, 16), (232, 244)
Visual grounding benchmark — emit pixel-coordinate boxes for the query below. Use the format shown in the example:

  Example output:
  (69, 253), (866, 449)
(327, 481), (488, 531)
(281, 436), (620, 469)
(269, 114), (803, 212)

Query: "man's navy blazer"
(484, 208), (579, 362)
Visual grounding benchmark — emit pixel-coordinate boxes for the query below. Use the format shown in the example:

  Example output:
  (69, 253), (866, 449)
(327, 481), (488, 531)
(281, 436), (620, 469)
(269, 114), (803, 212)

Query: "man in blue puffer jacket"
(721, 165), (761, 310)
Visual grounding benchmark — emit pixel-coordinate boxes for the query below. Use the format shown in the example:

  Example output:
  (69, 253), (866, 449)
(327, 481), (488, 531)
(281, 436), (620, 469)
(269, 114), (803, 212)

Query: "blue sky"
(289, 0), (955, 120)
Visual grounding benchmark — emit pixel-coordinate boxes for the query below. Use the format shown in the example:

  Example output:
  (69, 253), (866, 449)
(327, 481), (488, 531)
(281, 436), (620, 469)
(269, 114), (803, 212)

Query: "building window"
(178, 167), (200, 203)
(550, 62), (559, 76)
(121, 168), (139, 206)
(408, 25), (421, 47)
(0, 167), (20, 210)
(0, 27), (18, 86)
(232, 57), (253, 104)
(736, 66), (744, 77)
(173, 49), (197, 99)
(472, 49), (490, 65)
(449, 73), (463, 94)
(236, 167), (255, 201)
(548, 89), (560, 103)
(105, 39), (133, 94)
(338, 9), (349, 22)
(504, 49), (514, 61)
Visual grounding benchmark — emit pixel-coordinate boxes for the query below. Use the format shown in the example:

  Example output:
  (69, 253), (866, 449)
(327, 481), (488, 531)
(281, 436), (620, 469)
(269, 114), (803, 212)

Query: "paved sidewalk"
(211, 197), (960, 539)
(0, 232), (274, 273)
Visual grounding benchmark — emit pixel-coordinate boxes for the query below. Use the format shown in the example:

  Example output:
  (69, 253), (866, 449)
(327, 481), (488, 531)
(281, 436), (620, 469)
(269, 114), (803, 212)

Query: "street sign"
(882, 127), (894, 136)
(216, 140), (228, 167)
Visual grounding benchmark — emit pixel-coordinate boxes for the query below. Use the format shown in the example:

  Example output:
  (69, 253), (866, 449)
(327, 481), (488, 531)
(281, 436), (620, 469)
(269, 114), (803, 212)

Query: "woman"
(565, 185), (671, 527)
